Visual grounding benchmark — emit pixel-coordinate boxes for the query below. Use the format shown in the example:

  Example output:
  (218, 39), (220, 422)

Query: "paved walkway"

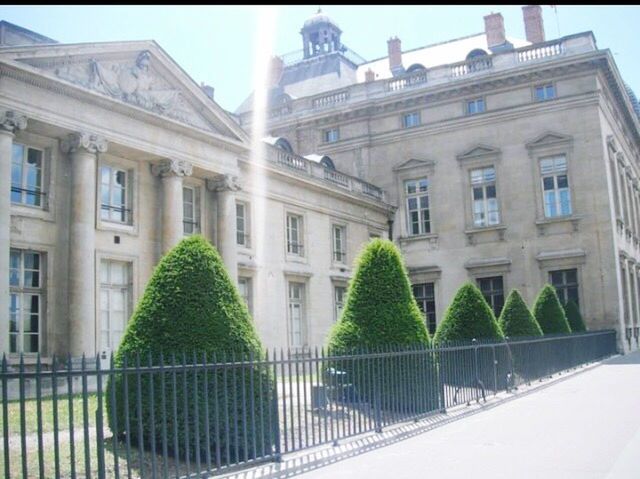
(286, 352), (640, 479)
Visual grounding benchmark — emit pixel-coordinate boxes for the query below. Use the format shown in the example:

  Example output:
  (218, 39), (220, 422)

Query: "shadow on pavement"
(603, 351), (640, 365)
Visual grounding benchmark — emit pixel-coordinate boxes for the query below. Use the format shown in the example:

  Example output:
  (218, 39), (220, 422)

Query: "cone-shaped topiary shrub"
(326, 239), (438, 414)
(432, 282), (504, 394)
(564, 300), (587, 332)
(433, 282), (504, 345)
(106, 235), (274, 465)
(532, 284), (571, 334)
(498, 290), (543, 338)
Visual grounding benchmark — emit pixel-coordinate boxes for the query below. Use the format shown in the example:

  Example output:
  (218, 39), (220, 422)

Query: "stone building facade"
(0, 21), (393, 361)
(237, 7), (640, 353)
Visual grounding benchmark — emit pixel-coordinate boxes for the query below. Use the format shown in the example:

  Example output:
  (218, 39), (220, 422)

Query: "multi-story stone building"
(0, 20), (394, 361)
(237, 7), (640, 353)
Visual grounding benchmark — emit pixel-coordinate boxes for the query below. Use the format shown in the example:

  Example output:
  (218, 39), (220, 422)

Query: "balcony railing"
(517, 40), (563, 63)
(264, 145), (386, 203)
(312, 90), (349, 109)
(450, 55), (493, 78)
(387, 69), (428, 91)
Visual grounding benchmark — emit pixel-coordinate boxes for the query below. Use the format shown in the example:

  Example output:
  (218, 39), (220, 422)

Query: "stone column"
(207, 174), (241, 284)
(0, 111), (27, 355)
(151, 159), (193, 253)
(61, 132), (108, 357)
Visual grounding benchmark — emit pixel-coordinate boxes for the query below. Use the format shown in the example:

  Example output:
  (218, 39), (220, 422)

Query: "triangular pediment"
(525, 132), (573, 150)
(0, 41), (248, 144)
(392, 158), (436, 172)
(456, 144), (501, 161)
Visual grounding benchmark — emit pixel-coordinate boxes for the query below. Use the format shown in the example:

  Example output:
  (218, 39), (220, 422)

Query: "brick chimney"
(365, 68), (375, 82)
(268, 56), (284, 87)
(522, 5), (545, 44)
(387, 37), (404, 75)
(484, 12), (506, 49)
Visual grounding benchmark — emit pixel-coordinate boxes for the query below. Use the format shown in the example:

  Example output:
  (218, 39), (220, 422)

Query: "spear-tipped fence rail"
(0, 329), (617, 478)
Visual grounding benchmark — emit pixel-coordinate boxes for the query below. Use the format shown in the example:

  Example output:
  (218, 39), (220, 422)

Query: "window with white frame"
(412, 282), (436, 334)
(238, 276), (253, 314)
(286, 213), (304, 256)
(236, 201), (250, 247)
(324, 128), (339, 143)
(471, 166), (500, 227)
(535, 83), (556, 102)
(403, 111), (421, 128)
(183, 186), (200, 235)
(466, 98), (485, 115)
(100, 165), (130, 224)
(540, 155), (572, 218)
(9, 249), (44, 354)
(332, 224), (346, 263)
(11, 143), (44, 208)
(99, 259), (131, 355)
(288, 282), (305, 348)
(334, 285), (347, 322)
(405, 178), (430, 235)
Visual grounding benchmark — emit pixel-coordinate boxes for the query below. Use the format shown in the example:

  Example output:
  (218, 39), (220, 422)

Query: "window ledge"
(535, 214), (583, 235)
(331, 264), (351, 274)
(399, 233), (439, 244)
(464, 225), (507, 245)
(97, 221), (137, 236)
(10, 204), (55, 223)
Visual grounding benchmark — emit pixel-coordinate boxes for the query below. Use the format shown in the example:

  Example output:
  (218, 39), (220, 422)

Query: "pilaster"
(207, 174), (241, 284)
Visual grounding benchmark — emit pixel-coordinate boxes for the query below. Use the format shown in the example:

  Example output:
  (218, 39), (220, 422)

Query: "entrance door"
(99, 259), (130, 357)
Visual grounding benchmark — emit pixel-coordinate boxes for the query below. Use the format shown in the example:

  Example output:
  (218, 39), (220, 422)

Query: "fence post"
(436, 347), (446, 413)
(271, 350), (282, 463)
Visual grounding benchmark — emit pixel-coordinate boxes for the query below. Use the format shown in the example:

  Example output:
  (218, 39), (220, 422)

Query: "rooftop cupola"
(300, 8), (344, 59)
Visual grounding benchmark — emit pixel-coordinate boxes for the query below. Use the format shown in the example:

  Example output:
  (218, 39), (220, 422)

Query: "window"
(9, 249), (44, 354)
(412, 283), (436, 334)
(236, 202), (250, 247)
(466, 98), (485, 115)
(550, 268), (579, 307)
(540, 155), (572, 218)
(332, 224), (346, 263)
(238, 277), (253, 314)
(402, 111), (420, 128)
(288, 282), (305, 348)
(11, 143), (44, 208)
(100, 165), (130, 224)
(405, 178), (430, 235)
(471, 166), (500, 227)
(183, 186), (200, 235)
(286, 213), (304, 256)
(535, 84), (556, 102)
(334, 285), (347, 322)
(99, 259), (131, 354)
(324, 128), (339, 143)
(477, 276), (505, 318)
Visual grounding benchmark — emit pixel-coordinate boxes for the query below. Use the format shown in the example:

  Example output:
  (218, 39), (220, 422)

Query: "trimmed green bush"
(106, 235), (273, 465)
(326, 239), (437, 413)
(532, 284), (571, 334)
(433, 282), (504, 345)
(498, 290), (543, 338)
(564, 300), (587, 332)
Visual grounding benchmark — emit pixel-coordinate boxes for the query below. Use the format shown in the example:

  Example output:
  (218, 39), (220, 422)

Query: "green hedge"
(326, 239), (438, 413)
(106, 235), (274, 465)
(498, 290), (543, 338)
(532, 284), (571, 334)
(564, 300), (587, 332)
(433, 282), (504, 345)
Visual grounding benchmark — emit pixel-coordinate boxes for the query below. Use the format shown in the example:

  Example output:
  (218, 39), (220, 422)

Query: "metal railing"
(0, 330), (616, 478)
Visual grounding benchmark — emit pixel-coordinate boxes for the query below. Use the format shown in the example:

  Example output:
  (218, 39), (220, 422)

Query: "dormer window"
(466, 49), (489, 60)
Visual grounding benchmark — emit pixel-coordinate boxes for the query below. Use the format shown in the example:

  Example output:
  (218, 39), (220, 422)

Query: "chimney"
(268, 56), (284, 88)
(365, 68), (375, 82)
(387, 37), (404, 75)
(522, 5), (545, 44)
(484, 12), (506, 49)
(200, 82), (214, 100)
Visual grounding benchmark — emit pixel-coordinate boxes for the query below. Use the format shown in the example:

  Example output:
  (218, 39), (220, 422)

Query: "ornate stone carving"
(151, 159), (193, 178)
(206, 174), (242, 192)
(0, 110), (27, 133)
(60, 132), (108, 154)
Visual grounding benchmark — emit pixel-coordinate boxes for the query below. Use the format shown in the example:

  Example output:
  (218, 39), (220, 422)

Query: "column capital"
(60, 132), (108, 154)
(206, 173), (242, 192)
(0, 110), (27, 134)
(151, 159), (193, 178)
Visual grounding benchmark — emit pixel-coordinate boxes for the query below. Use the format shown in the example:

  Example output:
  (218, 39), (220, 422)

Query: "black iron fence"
(1, 330), (617, 478)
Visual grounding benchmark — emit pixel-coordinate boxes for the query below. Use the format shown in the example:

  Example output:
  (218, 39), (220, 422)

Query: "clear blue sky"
(1, 5), (639, 112)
